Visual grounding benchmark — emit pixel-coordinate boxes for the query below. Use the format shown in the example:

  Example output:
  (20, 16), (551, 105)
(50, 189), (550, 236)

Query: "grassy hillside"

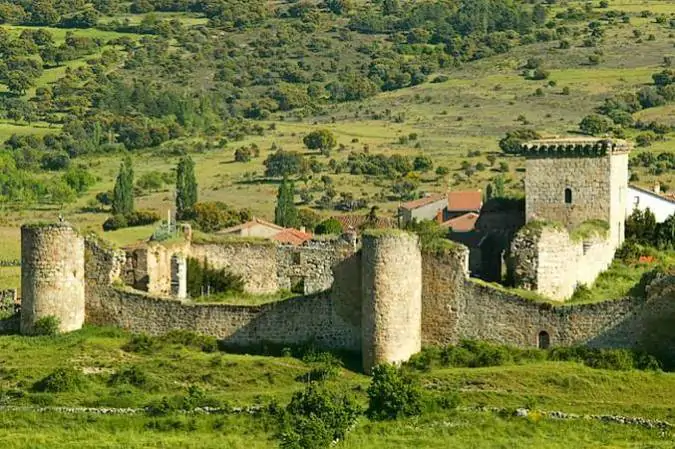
(0, 327), (673, 448)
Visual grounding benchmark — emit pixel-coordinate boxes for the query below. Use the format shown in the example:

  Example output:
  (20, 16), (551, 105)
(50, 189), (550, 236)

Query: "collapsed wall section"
(21, 224), (85, 334)
(361, 231), (422, 373)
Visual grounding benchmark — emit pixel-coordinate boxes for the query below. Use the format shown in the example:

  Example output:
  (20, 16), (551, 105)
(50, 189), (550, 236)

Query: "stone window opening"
(538, 331), (550, 349)
(292, 252), (302, 265)
(564, 188), (572, 204)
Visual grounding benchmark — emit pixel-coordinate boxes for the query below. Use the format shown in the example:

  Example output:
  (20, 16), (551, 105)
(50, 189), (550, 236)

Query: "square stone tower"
(522, 138), (631, 247)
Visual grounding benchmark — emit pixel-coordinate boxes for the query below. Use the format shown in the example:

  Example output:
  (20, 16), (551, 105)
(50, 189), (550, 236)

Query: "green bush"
(366, 364), (422, 420)
(33, 367), (86, 393)
(109, 365), (150, 388)
(102, 214), (128, 231)
(33, 316), (60, 336)
(298, 352), (344, 382)
(161, 330), (219, 353)
(186, 257), (245, 298)
(126, 210), (161, 227)
(278, 383), (361, 449)
(122, 334), (160, 354)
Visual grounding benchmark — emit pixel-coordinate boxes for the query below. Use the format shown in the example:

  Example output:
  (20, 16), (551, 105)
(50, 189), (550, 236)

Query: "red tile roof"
(272, 228), (313, 245)
(448, 191), (482, 212)
(399, 193), (447, 211)
(441, 212), (479, 232)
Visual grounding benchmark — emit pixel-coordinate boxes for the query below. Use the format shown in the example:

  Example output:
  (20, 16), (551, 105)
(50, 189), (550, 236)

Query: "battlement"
(520, 137), (632, 157)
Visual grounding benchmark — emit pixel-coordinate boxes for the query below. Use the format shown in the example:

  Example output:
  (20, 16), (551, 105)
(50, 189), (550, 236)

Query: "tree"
(264, 150), (304, 178)
(48, 180), (76, 208)
(492, 175), (506, 198)
(176, 155), (197, 219)
(303, 129), (337, 156)
(498, 129), (542, 154)
(579, 114), (612, 136)
(413, 155), (433, 172)
(324, 0), (351, 14)
(275, 179), (299, 228)
(315, 218), (343, 235)
(112, 158), (134, 216)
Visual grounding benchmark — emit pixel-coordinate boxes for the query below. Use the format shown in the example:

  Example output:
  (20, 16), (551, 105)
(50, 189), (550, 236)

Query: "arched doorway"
(538, 331), (550, 349)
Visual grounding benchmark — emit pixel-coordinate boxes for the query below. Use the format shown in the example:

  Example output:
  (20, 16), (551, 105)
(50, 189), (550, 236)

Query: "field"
(0, 327), (673, 448)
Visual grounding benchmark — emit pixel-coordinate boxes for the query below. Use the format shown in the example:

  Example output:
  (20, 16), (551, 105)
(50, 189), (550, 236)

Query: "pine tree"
(274, 180), (299, 228)
(176, 155), (198, 219)
(112, 157), (134, 215)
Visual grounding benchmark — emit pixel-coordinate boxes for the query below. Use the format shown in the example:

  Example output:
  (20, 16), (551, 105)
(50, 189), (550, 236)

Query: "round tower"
(21, 223), (85, 335)
(361, 231), (422, 374)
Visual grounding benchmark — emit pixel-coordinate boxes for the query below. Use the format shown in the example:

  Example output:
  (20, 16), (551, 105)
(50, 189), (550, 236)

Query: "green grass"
(190, 290), (296, 306)
(0, 327), (673, 447)
(0, 409), (671, 449)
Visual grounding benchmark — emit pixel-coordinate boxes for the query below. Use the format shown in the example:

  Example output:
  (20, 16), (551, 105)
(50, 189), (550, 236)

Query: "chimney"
(654, 182), (661, 195)
(299, 226), (306, 233)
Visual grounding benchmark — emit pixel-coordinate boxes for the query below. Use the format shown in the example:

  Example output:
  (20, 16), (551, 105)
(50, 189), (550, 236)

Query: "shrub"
(32, 316), (60, 336)
(299, 352), (344, 382)
(278, 383), (361, 449)
(315, 218), (343, 235)
(109, 365), (150, 388)
(366, 364), (422, 420)
(186, 258), (244, 298)
(123, 334), (160, 354)
(33, 367), (86, 393)
(126, 210), (161, 227)
(162, 330), (219, 353)
(102, 214), (128, 231)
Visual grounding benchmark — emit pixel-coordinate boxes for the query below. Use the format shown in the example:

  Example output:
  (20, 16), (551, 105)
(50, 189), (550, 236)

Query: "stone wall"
(276, 239), (357, 295)
(420, 247), (675, 358)
(190, 241), (278, 294)
(21, 224), (85, 334)
(510, 225), (615, 301)
(86, 289), (361, 351)
(124, 237), (357, 297)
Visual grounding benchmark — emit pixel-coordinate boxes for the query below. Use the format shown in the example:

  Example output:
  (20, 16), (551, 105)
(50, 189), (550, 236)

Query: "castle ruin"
(4, 138), (675, 371)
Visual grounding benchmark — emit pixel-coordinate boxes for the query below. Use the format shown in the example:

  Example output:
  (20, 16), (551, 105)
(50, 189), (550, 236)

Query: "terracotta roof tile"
(447, 191), (482, 212)
(399, 193), (446, 211)
(272, 228), (313, 245)
(441, 212), (479, 232)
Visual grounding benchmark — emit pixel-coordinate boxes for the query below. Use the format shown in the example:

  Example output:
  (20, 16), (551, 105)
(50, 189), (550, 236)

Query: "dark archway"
(538, 331), (550, 349)
(564, 188), (572, 204)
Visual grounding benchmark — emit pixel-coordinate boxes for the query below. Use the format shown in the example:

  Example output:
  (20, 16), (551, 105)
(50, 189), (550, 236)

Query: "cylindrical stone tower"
(361, 231), (422, 374)
(21, 223), (85, 335)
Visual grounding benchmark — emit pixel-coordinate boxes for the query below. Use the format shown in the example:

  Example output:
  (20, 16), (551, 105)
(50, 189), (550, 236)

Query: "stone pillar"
(21, 223), (85, 334)
(170, 253), (187, 300)
(361, 231), (422, 374)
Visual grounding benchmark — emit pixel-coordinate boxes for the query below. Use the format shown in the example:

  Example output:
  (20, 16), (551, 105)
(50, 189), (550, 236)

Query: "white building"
(626, 183), (675, 222)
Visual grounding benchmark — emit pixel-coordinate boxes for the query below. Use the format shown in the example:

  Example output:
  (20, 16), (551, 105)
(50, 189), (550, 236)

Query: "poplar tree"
(176, 155), (198, 218)
(112, 157), (134, 215)
(274, 179), (299, 228)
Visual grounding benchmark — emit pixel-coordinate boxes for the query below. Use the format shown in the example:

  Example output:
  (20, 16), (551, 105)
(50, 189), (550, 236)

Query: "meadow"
(0, 327), (673, 448)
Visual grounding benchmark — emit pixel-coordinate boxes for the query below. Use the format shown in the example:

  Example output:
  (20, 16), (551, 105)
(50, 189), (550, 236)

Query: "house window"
(538, 331), (550, 349)
(564, 188), (572, 204)
(292, 252), (302, 265)
(633, 196), (640, 206)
